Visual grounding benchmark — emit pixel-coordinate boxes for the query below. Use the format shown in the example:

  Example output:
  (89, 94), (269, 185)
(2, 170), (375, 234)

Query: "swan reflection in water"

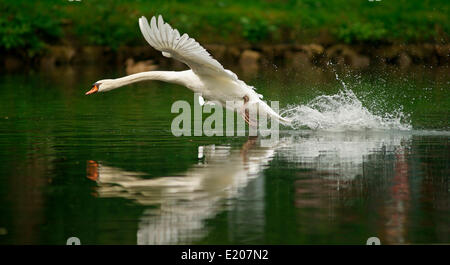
(87, 138), (281, 244)
(87, 131), (412, 244)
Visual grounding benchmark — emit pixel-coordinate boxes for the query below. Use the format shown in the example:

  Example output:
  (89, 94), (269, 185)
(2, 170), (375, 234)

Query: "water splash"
(281, 72), (411, 131)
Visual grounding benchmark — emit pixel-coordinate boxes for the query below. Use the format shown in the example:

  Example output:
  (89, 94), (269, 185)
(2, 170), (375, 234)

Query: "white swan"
(86, 15), (290, 125)
(87, 138), (280, 244)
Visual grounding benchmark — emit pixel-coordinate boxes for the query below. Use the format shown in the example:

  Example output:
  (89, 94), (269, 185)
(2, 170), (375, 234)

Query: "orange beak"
(85, 84), (99, 95)
(86, 160), (99, 181)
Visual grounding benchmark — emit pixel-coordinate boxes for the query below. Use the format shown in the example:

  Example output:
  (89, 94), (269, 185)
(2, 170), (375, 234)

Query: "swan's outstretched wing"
(139, 15), (237, 81)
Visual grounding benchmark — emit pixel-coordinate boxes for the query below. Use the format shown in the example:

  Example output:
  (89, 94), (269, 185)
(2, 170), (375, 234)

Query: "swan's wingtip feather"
(158, 15), (164, 25)
(138, 17), (146, 26)
(150, 16), (157, 31)
(138, 14), (233, 80)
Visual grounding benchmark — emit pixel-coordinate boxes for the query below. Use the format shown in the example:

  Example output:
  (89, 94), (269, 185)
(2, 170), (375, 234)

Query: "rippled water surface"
(0, 66), (448, 244)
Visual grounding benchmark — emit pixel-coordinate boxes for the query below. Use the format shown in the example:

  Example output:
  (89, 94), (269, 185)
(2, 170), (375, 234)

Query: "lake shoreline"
(2, 43), (449, 72)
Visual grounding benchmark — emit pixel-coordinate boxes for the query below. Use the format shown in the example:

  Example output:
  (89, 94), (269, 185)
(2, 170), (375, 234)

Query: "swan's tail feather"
(269, 112), (292, 126)
(276, 115), (292, 125)
(257, 101), (292, 126)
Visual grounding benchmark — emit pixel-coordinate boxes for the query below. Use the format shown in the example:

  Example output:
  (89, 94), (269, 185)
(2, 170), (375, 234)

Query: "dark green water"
(0, 66), (448, 244)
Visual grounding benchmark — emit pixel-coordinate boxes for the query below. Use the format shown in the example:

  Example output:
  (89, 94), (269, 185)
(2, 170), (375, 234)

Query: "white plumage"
(87, 15), (290, 125)
(139, 16), (227, 77)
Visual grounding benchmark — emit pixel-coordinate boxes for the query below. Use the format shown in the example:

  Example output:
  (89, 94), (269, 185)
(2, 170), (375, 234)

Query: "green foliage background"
(0, 0), (448, 55)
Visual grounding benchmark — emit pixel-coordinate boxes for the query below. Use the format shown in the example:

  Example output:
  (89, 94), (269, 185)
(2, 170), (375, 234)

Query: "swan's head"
(85, 79), (117, 95)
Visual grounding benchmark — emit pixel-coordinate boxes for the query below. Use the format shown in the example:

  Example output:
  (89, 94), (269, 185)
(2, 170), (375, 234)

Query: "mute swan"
(86, 138), (280, 244)
(86, 15), (290, 125)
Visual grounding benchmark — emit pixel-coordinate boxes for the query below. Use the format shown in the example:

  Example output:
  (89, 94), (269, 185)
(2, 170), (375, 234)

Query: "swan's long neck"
(105, 70), (189, 91)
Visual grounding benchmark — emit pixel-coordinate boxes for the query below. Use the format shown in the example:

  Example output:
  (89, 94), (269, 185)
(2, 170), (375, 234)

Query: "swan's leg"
(240, 95), (257, 126)
(240, 136), (258, 161)
(240, 96), (249, 124)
